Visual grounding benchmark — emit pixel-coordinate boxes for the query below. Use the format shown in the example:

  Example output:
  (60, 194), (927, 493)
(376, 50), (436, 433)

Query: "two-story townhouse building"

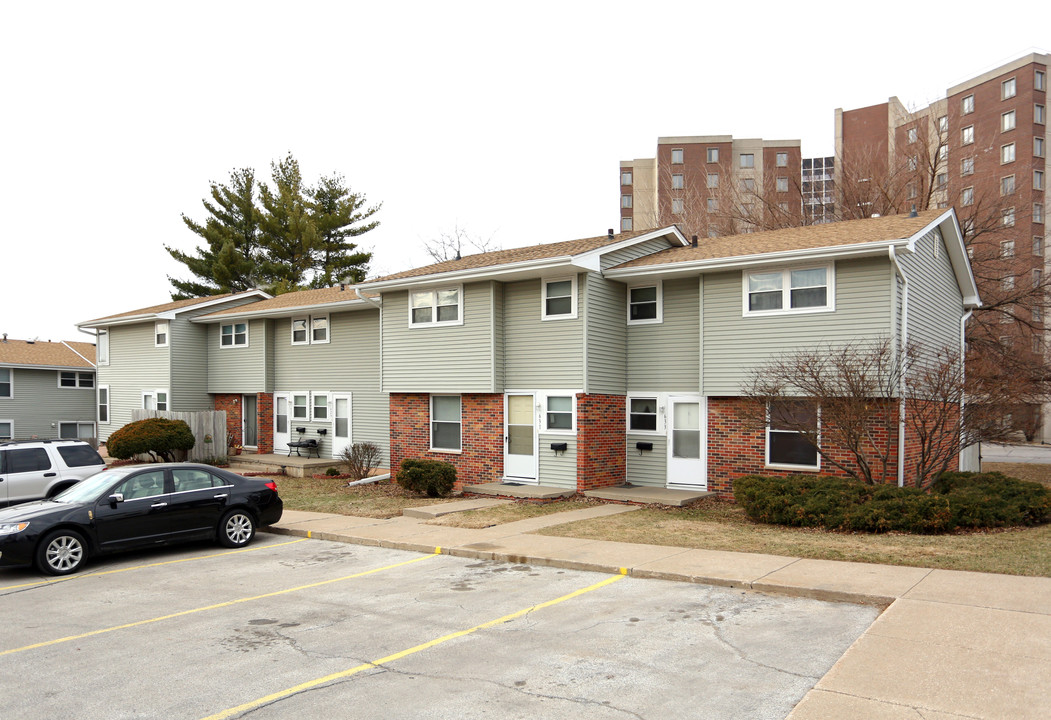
(361, 209), (977, 495)
(0, 338), (97, 441)
(77, 291), (270, 443)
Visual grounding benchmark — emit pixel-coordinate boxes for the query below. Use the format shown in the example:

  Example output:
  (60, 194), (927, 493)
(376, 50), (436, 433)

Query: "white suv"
(0, 439), (107, 507)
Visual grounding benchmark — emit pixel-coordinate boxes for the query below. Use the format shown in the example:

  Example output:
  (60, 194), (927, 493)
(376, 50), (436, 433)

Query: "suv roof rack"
(0, 438), (81, 447)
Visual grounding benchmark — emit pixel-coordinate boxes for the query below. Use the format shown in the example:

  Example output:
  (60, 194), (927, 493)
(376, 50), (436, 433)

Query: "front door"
(242, 395), (258, 449)
(273, 393), (290, 454)
(667, 396), (706, 488)
(332, 394), (352, 458)
(504, 393), (537, 482)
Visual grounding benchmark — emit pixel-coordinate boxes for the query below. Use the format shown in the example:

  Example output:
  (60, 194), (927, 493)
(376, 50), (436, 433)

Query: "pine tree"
(256, 155), (319, 290)
(309, 173), (379, 287)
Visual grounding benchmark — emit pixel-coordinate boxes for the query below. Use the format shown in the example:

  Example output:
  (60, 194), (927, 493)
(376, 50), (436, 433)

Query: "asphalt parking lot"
(0, 533), (879, 720)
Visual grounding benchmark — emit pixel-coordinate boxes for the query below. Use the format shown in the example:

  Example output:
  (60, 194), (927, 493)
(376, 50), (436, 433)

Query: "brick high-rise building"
(620, 136), (803, 239)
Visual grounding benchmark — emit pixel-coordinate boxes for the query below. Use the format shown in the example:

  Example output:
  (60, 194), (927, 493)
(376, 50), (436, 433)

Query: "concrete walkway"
(264, 509), (1051, 720)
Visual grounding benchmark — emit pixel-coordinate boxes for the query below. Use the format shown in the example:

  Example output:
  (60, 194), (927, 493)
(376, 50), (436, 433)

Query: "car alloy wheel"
(38, 530), (87, 575)
(219, 511), (255, 547)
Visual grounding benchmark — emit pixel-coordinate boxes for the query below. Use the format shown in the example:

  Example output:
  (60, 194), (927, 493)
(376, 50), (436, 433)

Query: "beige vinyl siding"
(503, 277), (584, 388)
(274, 309), (389, 465)
(491, 282), (505, 390)
(584, 274), (627, 394)
(702, 257), (894, 395)
(264, 319), (276, 392)
(600, 237), (677, 271)
(382, 283), (494, 393)
(206, 319), (267, 393)
(0, 367), (96, 439)
(537, 433), (577, 488)
(97, 323), (170, 439)
(169, 318), (211, 411)
(625, 435), (667, 487)
(899, 228), (965, 355)
(627, 277), (700, 392)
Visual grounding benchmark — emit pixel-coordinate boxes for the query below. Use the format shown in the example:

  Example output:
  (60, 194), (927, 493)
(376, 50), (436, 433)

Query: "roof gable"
(78, 290), (272, 328)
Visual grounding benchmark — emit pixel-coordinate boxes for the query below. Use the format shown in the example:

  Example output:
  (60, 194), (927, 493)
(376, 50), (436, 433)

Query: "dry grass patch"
(428, 499), (599, 528)
(536, 497), (1051, 577)
(272, 475), (459, 518)
(984, 462), (1051, 487)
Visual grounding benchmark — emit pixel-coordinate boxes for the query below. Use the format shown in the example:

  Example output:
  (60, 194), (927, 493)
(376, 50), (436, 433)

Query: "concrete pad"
(634, 547), (800, 589)
(813, 599), (1051, 719)
(485, 503), (639, 533)
(755, 558), (930, 605)
(583, 485), (710, 506)
(463, 482), (575, 499)
(788, 690), (966, 719)
(904, 569), (1051, 614)
(402, 498), (512, 519)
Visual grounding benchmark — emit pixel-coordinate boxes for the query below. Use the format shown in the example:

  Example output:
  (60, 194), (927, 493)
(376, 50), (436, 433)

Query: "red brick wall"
(576, 393), (625, 490)
(214, 394), (242, 448)
(257, 392), (274, 454)
(389, 393), (503, 491)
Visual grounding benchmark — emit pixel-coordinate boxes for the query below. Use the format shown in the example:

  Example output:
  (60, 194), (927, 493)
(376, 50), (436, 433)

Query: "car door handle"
(151, 502), (168, 508)
(213, 493), (228, 499)
(44, 472), (57, 477)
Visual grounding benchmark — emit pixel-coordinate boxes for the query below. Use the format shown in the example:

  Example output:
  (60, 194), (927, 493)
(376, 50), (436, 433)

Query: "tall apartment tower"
(802, 156), (836, 224)
(619, 136), (803, 239)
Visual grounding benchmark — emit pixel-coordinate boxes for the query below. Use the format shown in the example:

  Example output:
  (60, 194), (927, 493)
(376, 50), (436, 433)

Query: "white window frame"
(739, 153), (755, 169)
(907, 127), (917, 144)
(154, 321), (169, 348)
(962, 186), (975, 206)
(0, 420), (13, 441)
(627, 281), (663, 325)
(291, 317), (309, 345)
(142, 389), (169, 412)
(1002, 77), (1016, 100)
(706, 172), (719, 189)
(620, 217), (632, 232)
(311, 391), (329, 421)
(58, 421), (96, 440)
(541, 392), (577, 434)
(938, 115), (948, 133)
(1036, 137), (1046, 158)
(961, 157), (975, 176)
(1037, 104), (1046, 125)
(743, 263), (835, 317)
(621, 194), (632, 209)
(765, 402), (821, 471)
(291, 392), (310, 422)
(0, 367), (10, 398)
(626, 394), (662, 435)
(671, 198), (684, 215)
(776, 152), (788, 167)
(776, 177), (789, 193)
(1037, 70), (1047, 92)
(1002, 175), (1016, 196)
(671, 173), (684, 190)
(430, 394), (462, 453)
(408, 285), (464, 328)
(621, 171), (632, 186)
(1003, 207), (1016, 228)
(962, 94), (974, 114)
(290, 314), (331, 344)
(311, 315), (330, 344)
(671, 148), (684, 164)
(1002, 110), (1016, 132)
(97, 330), (109, 365)
(706, 147), (719, 163)
(1001, 240), (1015, 258)
(220, 322), (249, 348)
(98, 385), (110, 425)
(57, 371), (94, 389)
(541, 276), (578, 321)
(1036, 204), (1045, 224)
(1001, 142), (1016, 164)
(1036, 170), (1046, 191)
(961, 126), (974, 145)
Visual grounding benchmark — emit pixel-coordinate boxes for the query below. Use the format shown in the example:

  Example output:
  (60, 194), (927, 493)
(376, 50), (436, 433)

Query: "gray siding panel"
(492, 282), (504, 390)
(169, 318), (212, 411)
(899, 228), (965, 354)
(627, 278), (700, 392)
(206, 320), (267, 393)
(503, 277), (584, 389)
(537, 433), (577, 488)
(382, 283), (494, 393)
(601, 237), (677, 271)
(97, 323), (171, 440)
(0, 368), (96, 439)
(584, 274), (627, 395)
(702, 258), (894, 395)
(625, 435), (667, 487)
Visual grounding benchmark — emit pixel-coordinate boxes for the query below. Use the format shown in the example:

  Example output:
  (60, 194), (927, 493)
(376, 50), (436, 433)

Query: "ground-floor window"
(766, 400), (819, 469)
(59, 422), (96, 440)
(431, 395), (461, 451)
(0, 420), (12, 440)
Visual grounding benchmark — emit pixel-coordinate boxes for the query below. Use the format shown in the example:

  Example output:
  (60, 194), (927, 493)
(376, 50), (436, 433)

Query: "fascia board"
(929, 210), (981, 308)
(191, 298), (373, 323)
(76, 290), (272, 329)
(0, 362), (96, 372)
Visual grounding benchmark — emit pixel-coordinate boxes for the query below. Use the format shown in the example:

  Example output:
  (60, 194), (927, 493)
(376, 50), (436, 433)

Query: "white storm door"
(667, 396), (706, 488)
(332, 394), (352, 458)
(504, 393), (537, 482)
(274, 393), (290, 454)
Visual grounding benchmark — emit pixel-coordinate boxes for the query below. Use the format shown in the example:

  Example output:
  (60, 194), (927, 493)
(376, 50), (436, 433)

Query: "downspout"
(889, 246), (908, 487)
(960, 309), (974, 470)
(77, 327), (101, 438)
(354, 287), (382, 309)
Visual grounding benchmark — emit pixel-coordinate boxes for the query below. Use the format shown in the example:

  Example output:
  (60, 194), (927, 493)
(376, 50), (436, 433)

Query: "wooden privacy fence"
(131, 410), (228, 462)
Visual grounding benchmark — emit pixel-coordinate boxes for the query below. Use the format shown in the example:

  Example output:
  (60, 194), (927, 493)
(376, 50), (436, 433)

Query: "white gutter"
(960, 309), (973, 465)
(355, 287), (383, 309)
(889, 246), (909, 487)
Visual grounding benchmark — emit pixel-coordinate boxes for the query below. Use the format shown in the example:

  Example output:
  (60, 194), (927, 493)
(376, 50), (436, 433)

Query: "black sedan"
(0, 463), (283, 575)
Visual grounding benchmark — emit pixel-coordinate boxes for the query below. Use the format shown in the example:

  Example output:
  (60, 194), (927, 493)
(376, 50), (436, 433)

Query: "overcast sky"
(1, 0), (1047, 344)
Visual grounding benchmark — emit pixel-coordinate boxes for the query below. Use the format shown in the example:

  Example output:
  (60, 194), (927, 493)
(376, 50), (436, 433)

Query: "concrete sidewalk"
(264, 509), (1051, 720)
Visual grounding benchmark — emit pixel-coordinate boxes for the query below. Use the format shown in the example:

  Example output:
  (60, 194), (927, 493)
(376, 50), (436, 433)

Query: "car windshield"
(53, 470), (130, 503)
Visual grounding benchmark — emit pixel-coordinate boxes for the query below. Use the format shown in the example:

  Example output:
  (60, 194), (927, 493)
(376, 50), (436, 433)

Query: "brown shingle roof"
(81, 292), (242, 324)
(363, 228), (665, 284)
(199, 286), (378, 318)
(611, 210), (946, 270)
(0, 339), (95, 369)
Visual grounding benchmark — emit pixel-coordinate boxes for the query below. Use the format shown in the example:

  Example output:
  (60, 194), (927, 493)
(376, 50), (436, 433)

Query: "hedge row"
(733, 472), (1051, 534)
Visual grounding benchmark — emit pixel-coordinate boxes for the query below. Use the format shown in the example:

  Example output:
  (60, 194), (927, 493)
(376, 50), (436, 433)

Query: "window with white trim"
(1002, 77), (1016, 99)
(59, 371), (94, 388)
(707, 173), (718, 188)
(291, 393), (309, 420)
(1037, 70), (1047, 92)
(0, 368), (10, 398)
(766, 400), (819, 469)
(620, 217), (632, 232)
(627, 397), (659, 432)
(156, 391), (168, 411)
(142, 389), (169, 411)
(1003, 207), (1015, 227)
(621, 171), (632, 186)
(155, 321), (168, 347)
(621, 194), (632, 208)
(671, 198), (684, 214)
(291, 314), (330, 344)
(1001, 240), (1015, 258)
(542, 277), (577, 320)
(776, 152), (788, 167)
(0, 420), (11, 440)
(628, 283), (662, 324)
(962, 186), (974, 206)
(97, 330), (109, 365)
(745, 265), (832, 315)
(961, 157), (974, 175)
(706, 147), (719, 163)
(938, 115), (948, 133)
(1035, 169), (1045, 190)
(1036, 204), (1045, 224)
(312, 392), (328, 420)
(1036, 137), (1046, 158)
(1002, 175), (1016, 195)
(907, 127), (917, 143)
(311, 315), (329, 343)
(776, 177), (788, 193)
(671, 173), (684, 189)
(409, 287), (462, 326)
(1001, 142), (1015, 164)
(1002, 110), (1016, 132)
(1034, 235), (1044, 256)
(221, 322), (248, 347)
(543, 395), (575, 432)
(430, 395), (461, 451)
(99, 386), (109, 424)
(739, 153), (754, 168)
(671, 148), (684, 164)
(59, 422), (95, 440)
(962, 94), (974, 114)
(1036, 104), (1046, 125)
(961, 126), (974, 145)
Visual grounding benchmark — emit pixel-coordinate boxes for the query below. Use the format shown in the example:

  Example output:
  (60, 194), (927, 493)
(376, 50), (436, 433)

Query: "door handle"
(44, 472), (57, 477)
(151, 502), (168, 508)
(213, 494), (228, 499)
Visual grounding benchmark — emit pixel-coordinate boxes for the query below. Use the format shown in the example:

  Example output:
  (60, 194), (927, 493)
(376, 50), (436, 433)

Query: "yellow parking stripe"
(201, 573), (627, 720)
(0, 551), (438, 657)
(0, 538), (310, 592)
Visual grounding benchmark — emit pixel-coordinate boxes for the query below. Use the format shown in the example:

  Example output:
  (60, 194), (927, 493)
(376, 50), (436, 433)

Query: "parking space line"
(0, 550), (440, 657)
(201, 571), (628, 720)
(0, 538), (310, 593)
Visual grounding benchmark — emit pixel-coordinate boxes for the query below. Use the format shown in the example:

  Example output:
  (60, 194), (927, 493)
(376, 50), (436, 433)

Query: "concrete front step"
(463, 482), (576, 500)
(582, 485), (710, 507)
(403, 498), (513, 519)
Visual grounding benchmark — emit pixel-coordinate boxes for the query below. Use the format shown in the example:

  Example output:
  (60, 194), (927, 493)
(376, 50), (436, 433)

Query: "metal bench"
(286, 438), (320, 457)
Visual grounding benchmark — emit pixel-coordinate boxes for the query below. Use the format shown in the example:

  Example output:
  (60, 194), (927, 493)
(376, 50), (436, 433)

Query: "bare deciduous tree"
(423, 224), (499, 263)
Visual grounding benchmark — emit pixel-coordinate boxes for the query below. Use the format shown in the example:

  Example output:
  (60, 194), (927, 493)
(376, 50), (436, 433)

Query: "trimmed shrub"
(733, 473), (1050, 534)
(396, 458), (456, 498)
(325, 467), (341, 476)
(107, 418), (195, 462)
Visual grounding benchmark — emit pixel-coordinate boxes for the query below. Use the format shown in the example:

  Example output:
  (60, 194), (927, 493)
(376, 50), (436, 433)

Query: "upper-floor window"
(706, 147), (719, 163)
(962, 95), (974, 114)
(59, 371), (94, 388)
(1001, 239), (1015, 257)
(1002, 175), (1016, 195)
(907, 127), (918, 143)
(938, 115), (948, 133)
(707, 173), (719, 188)
(98, 386), (109, 424)
(410, 288), (462, 327)
(628, 283), (662, 325)
(291, 314), (330, 344)
(744, 265), (833, 316)
(542, 277), (577, 320)
(776, 152), (788, 167)
(671, 173), (684, 189)
(1002, 142), (1016, 163)
(671, 198), (684, 214)
(221, 322), (248, 347)
(1036, 137), (1046, 158)
(1036, 169), (1046, 191)
(671, 148), (684, 164)
(1036, 204), (1045, 224)
(936, 172), (948, 189)
(776, 177), (789, 193)
(907, 155), (918, 171)
(961, 126), (974, 145)
(1003, 207), (1015, 227)
(1037, 70), (1047, 92)
(938, 144), (948, 161)
(0, 368), (10, 397)
(962, 186), (975, 206)
(620, 217), (632, 232)
(739, 153), (755, 169)
(155, 321), (168, 347)
(1002, 110), (1016, 132)
(741, 178), (755, 193)
(621, 171), (632, 186)
(1002, 77), (1016, 100)
(97, 330), (109, 365)
(1037, 104), (1046, 125)
(621, 194), (632, 208)
(961, 157), (975, 175)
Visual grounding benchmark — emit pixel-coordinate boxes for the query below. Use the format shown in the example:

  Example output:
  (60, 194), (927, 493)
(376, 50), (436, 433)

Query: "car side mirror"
(109, 493), (124, 507)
